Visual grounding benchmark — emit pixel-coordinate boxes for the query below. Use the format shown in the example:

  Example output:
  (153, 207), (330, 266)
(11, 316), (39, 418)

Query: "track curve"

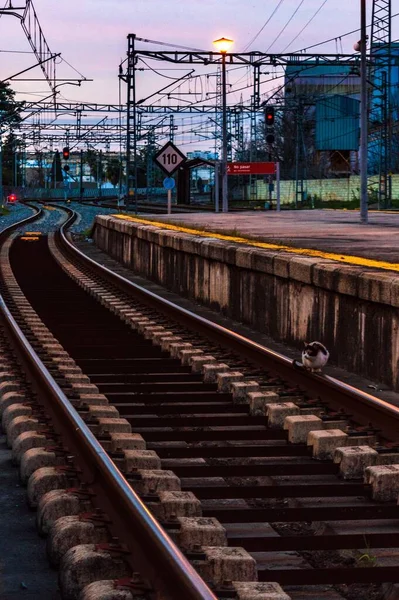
(2, 206), (399, 600)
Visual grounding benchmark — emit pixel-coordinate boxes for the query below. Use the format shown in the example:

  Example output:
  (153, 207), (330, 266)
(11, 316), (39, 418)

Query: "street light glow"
(213, 37), (234, 54)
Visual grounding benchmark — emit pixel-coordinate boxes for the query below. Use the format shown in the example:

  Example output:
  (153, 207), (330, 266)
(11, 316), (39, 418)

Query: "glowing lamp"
(213, 37), (234, 54)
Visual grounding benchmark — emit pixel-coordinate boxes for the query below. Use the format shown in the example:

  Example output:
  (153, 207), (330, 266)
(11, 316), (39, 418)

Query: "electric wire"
(139, 59), (192, 81)
(136, 36), (207, 53)
(294, 10), (399, 53)
(0, 49), (36, 53)
(281, 0), (329, 52)
(59, 57), (87, 80)
(243, 0), (286, 51)
(266, 0), (307, 53)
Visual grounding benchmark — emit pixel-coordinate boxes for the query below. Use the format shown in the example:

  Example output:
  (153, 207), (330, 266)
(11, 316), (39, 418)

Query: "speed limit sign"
(153, 142), (186, 175)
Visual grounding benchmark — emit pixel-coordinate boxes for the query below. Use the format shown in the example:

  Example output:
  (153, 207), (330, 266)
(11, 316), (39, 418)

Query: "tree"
(134, 146), (164, 187)
(0, 83), (25, 187)
(105, 156), (123, 187)
(0, 82), (24, 124)
(2, 133), (23, 186)
(50, 150), (64, 186)
(86, 149), (104, 181)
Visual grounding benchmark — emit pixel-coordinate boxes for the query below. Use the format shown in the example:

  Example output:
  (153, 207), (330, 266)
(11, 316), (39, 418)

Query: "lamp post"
(213, 37), (234, 213)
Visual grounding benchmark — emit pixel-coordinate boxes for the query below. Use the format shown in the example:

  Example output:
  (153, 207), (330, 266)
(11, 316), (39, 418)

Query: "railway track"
(80, 199), (252, 214)
(2, 205), (399, 600)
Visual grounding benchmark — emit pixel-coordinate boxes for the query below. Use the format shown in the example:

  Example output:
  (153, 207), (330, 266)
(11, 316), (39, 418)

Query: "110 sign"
(153, 141), (186, 175)
(162, 153), (179, 166)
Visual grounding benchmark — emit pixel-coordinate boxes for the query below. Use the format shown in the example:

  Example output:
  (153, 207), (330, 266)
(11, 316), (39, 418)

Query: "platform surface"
(137, 209), (399, 263)
(109, 209), (399, 272)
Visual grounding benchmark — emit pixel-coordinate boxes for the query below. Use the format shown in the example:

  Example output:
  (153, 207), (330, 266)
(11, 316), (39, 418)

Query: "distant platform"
(114, 209), (399, 272)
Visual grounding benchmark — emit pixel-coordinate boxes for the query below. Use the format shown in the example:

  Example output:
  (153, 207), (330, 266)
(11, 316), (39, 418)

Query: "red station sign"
(227, 162), (276, 175)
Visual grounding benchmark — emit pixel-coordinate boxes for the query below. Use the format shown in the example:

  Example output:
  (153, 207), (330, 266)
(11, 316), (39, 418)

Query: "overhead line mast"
(369, 0), (392, 208)
(0, 0), (57, 94)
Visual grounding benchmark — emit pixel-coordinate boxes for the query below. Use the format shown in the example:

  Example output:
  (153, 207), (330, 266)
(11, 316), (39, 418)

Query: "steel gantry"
(369, 0), (392, 207)
(120, 33), (369, 197)
(0, 0), (57, 92)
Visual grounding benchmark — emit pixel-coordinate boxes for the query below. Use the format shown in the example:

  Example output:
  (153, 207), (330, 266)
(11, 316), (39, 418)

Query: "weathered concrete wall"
(256, 173), (399, 204)
(94, 216), (399, 390)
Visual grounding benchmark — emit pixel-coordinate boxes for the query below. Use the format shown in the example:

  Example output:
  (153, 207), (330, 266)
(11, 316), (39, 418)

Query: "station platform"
(126, 209), (399, 272)
(93, 211), (399, 393)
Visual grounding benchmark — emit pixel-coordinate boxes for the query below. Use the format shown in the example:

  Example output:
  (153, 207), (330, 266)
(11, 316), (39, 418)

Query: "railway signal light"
(265, 106), (275, 126)
(63, 165), (70, 172)
(266, 133), (275, 144)
(63, 147), (70, 160)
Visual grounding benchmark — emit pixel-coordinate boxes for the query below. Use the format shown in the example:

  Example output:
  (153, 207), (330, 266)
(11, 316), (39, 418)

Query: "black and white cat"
(302, 341), (329, 372)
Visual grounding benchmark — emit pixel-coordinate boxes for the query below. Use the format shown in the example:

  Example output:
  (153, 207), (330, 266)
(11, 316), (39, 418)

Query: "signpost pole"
(214, 161), (219, 213)
(167, 189), (172, 214)
(276, 162), (281, 212)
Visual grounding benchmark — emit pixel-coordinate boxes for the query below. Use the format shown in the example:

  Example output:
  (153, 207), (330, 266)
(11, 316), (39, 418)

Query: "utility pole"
(360, 0), (368, 223)
(0, 122), (3, 204)
(99, 150), (103, 199)
(79, 149), (83, 202)
(213, 37), (234, 213)
(14, 139), (18, 187)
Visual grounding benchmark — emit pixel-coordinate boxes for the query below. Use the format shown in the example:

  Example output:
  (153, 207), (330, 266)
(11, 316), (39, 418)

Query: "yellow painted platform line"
(111, 214), (399, 274)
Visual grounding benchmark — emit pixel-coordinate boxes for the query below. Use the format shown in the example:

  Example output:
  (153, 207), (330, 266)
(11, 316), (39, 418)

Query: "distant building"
(284, 63), (361, 175)
(186, 151), (217, 192)
(284, 49), (399, 177)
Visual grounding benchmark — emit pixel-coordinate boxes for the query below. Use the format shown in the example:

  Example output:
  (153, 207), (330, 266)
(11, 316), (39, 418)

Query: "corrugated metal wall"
(315, 95), (360, 151)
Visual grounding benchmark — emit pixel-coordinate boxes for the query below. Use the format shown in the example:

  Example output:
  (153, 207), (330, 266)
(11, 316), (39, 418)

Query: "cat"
(301, 341), (329, 373)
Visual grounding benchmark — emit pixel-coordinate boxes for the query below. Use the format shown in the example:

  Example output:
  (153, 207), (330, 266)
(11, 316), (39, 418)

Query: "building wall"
(251, 174), (399, 204)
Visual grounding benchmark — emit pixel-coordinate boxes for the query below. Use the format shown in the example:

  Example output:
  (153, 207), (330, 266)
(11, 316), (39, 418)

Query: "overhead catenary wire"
(243, 0), (286, 51)
(281, 0), (329, 52)
(266, 0), (308, 53)
(136, 36), (207, 53)
(294, 10), (399, 53)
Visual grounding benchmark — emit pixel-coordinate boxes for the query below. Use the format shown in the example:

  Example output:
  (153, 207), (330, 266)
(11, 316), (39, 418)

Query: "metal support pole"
(276, 162), (281, 212)
(53, 152), (56, 190)
(214, 161), (220, 213)
(0, 127), (3, 205)
(14, 142), (17, 188)
(294, 113), (299, 208)
(221, 53), (228, 213)
(79, 149), (83, 202)
(167, 188), (172, 215)
(99, 150), (103, 199)
(126, 34), (138, 212)
(360, 0), (368, 224)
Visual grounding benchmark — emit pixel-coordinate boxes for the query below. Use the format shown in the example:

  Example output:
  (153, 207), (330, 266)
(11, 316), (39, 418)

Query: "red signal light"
(265, 107), (275, 126)
(8, 194), (17, 203)
(62, 147), (70, 160)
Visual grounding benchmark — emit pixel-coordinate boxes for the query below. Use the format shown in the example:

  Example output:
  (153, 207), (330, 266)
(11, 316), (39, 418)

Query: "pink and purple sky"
(0, 0), (397, 106)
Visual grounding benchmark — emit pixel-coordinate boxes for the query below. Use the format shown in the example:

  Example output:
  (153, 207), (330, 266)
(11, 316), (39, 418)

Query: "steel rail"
(0, 202), (42, 241)
(0, 207), (217, 600)
(58, 208), (399, 443)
